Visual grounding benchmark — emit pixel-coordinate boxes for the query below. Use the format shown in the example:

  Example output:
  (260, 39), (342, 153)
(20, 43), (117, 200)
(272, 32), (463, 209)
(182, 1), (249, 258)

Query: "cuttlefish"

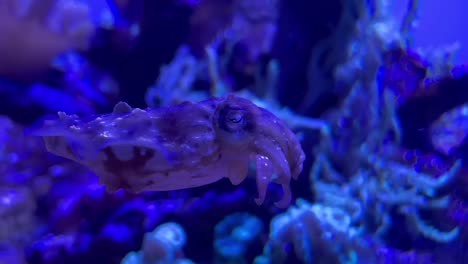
(27, 95), (305, 208)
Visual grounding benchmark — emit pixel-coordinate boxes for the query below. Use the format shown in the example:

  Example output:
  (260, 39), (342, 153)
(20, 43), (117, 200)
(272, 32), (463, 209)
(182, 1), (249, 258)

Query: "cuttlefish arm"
(27, 95), (305, 207)
(211, 95), (305, 207)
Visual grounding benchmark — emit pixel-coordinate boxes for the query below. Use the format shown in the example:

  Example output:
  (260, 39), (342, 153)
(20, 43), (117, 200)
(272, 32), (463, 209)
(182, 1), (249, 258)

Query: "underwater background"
(1, 0), (468, 263)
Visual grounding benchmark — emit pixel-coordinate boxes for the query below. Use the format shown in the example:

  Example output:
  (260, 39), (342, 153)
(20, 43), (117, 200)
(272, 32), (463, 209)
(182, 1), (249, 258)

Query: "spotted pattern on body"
(27, 95), (305, 207)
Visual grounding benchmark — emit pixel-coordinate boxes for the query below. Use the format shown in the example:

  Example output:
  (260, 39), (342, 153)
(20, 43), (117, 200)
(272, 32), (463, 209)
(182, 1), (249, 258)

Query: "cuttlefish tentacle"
(254, 154), (274, 206)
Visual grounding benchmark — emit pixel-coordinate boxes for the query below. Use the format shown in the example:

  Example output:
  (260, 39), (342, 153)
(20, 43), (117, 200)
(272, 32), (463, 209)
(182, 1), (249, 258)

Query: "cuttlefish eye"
(217, 103), (256, 135)
(227, 110), (244, 124)
(223, 108), (246, 131)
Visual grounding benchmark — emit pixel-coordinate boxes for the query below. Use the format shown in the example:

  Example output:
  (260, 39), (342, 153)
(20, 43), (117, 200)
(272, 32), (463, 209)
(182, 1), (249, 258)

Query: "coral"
(147, 0), (280, 107)
(20, 50), (120, 115)
(430, 102), (468, 156)
(378, 47), (427, 105)
(146, 44), (325, 134)
(214, 212), (263, 263)
(0, 187), (37, 246)
(0, 0), (96, 79)
(299, 0), (366, 112)
(188, 0), (278, 61)
(226, 0), (278, 63)
(145, 46), (206, 108)
(234, 0), (466, 261)
(0, 0), (466, 263)
(0, 116), (54, 186)
(308, 0), (461, 247)
(312, 153), (461, 242)
(254, 199), (376, 264)
(0, 246), (27, 264)
(376, 247), (434, 263)
(121, 222), (194, 264)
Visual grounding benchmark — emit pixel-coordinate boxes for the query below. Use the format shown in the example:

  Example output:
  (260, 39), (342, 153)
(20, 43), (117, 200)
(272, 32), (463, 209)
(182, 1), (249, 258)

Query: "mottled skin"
(27, 95), (305, 207)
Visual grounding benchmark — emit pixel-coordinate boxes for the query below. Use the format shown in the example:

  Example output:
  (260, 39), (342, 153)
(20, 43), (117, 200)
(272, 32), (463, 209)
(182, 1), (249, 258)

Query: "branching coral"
(308, 0), (462, 245)
(225, 0), (278, 63)
(145, 0), (330, 147)
(145, 46), (206, 108)
(252, 0), (463, 262)
(145, 44), (325, 134)
(146, 0), (281, 108)
(188, 0), (278, 61)
(312, 151), (461, 242)
(254, 199), (376, 264)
